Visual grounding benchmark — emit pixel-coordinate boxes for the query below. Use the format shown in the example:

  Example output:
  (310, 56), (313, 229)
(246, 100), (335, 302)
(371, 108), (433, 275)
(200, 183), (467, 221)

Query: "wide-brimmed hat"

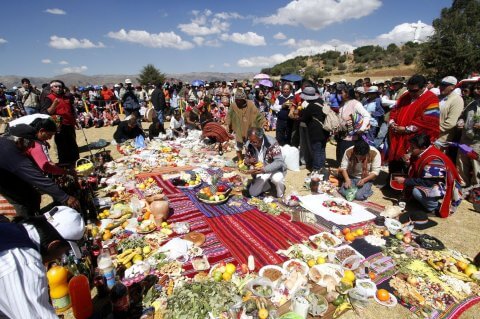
(367, 86), (380, 94)
(355, 87), (365, 94)
(300, 86), (320, 101)
(125, 78), (132, 84)
(441, 76), (458, 86)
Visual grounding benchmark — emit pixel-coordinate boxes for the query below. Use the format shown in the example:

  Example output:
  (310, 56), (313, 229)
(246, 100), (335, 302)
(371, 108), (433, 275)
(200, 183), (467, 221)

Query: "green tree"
(386, 43), (400, 53)
(419, 0), (480, 79)
(137, 64), (165, 86)
(404, 53), (415, 65)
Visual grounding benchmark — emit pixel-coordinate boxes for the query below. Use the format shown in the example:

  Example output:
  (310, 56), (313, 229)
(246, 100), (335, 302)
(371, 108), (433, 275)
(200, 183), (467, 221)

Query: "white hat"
(125, 78), (132, 84)
(367, 86), (379, 94)
(226, 81), (232, 86)
(441, 76), (457, 86)
(340, 79), (347, 83)
(44, 206), (85, 258)
(355, 87), (365, 94)
(430, 87), (440, 96)
(114, 84), (120, 88)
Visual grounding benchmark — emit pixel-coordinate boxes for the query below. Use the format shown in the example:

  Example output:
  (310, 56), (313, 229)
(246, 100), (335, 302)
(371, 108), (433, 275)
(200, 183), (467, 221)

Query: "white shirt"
(9, 114), (51, 127)
(0, 224), (59, 319)
(170, 117), (185, 130)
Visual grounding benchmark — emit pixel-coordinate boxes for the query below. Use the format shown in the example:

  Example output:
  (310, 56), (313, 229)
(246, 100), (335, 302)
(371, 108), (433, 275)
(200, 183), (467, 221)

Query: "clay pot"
(149, 199), (169, 224)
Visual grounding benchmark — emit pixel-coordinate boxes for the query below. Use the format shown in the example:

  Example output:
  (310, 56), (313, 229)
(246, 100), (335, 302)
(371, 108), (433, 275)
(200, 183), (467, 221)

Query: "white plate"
(309, 232), (342, 250)
(355, 279), (377, 297)
(309, 263), (344, 286)
(385, 218), (402, 235)
(374, 292), (397, 307)
(282, 259), (309, 276)
(334, 245), (365, 262)
(259, 265), (287, 282)
(342, 255), (363, 270)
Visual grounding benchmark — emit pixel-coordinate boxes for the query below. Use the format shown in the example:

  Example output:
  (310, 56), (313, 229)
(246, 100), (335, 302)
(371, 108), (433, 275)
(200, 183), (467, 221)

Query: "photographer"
(17, 78), (41, 115)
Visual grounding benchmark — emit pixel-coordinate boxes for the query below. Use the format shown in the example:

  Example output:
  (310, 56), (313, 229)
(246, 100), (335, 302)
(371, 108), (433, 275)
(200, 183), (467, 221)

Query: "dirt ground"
(50, 119), (479, 319)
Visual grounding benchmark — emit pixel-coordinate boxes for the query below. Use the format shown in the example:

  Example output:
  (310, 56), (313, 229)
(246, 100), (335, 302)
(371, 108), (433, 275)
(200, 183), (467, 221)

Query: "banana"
(118, 251), (137, 265)
(117, 248), (133, 259)
(427, 259), (441, 271)
(444, 269), (473, 282)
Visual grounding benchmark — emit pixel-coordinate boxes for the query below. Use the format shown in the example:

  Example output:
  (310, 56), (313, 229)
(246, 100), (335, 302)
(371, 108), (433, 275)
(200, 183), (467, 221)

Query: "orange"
(342, 227), (351, 235)
(345, 233), (356, 242)
(376, 289), (390, 302)
(369, 271), (376, 280)
(222, 272), (232, 281)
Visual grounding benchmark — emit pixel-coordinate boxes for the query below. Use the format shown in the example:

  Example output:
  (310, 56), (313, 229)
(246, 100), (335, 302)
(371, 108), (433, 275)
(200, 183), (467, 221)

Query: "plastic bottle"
(97, 246), (116, 289)
(110, 277), (130, 319)
(69, 274), (93, 319)
(47, 264), (71, 313)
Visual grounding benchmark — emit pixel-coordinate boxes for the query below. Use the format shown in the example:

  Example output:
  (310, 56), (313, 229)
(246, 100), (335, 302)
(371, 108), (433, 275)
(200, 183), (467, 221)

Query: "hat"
(367, 86), (379, 94)
(226, 81), (232, 86)
(114, 84), (120, 88)
(234, 90), (247, 100)
(441, 76), (458, 86)
(44, 206), (85, 258)
(391, 77), (404, 84)
(300, 86), (320, 101)
(245, 86), (251, 91)
(340, 79), (347, 83)
(355, 87), (365, 94)
(9, 124), (37, 140)
(125, 78), (132, 84)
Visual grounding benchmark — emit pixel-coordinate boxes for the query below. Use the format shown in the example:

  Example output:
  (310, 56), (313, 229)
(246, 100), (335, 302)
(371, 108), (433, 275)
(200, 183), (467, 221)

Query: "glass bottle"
(110, 276), (130, 319)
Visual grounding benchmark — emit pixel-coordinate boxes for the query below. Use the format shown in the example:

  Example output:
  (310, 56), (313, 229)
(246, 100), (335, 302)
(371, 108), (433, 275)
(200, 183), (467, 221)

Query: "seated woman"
(201, 121), (233, 155)
(170, 110), (186, 137)
(393, 133), (462, 225)
(113, 114), (145, 144)
(27, 117), (69, 175)
(338, 139), (381, 201)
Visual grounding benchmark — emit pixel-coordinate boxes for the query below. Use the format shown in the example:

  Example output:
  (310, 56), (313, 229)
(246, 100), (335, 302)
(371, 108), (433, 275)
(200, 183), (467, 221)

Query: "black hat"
(9, 124), (37, 140)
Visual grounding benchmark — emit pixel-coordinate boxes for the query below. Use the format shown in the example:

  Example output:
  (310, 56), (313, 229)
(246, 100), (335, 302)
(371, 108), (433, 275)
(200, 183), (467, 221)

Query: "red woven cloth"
(0, 195), (16, 218)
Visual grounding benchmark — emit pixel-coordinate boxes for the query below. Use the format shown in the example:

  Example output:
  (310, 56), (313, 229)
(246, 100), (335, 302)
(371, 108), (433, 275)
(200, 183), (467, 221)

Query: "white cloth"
(299, 194), (375, 225)
(249, 172), (285, 198)
(170, 117), (185, 130)
(8, 114), (50, 127)
(0, 225), (58, 319)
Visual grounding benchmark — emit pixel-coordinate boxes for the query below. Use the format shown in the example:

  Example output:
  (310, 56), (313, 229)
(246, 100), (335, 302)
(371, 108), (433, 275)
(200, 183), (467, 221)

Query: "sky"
(0, 0), (452, 77)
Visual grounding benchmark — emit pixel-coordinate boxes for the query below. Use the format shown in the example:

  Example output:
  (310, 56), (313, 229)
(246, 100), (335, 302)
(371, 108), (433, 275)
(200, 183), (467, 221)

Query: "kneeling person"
(113, 114), (145, 144)
(338, 139), (381, 200)
(245, 128), (286, 198)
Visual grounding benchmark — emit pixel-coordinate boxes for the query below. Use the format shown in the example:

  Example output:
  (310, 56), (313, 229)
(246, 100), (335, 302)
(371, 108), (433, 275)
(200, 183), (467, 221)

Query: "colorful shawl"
(202, 122), (233, 143)
(388, 90), (440, 161)
(409, 146), (462, 218)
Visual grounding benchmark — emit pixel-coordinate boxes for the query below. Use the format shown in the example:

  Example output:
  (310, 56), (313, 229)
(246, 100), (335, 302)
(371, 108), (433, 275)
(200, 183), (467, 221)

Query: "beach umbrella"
(258, 79), (273, 88)
(191, 80), (205, 87)
(254, 73), (270, 80)
(281, 73), (303, 82)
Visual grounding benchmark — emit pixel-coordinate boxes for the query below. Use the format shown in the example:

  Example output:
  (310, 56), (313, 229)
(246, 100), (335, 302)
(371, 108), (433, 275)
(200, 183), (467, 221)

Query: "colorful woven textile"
(206, 209), (323, 268)
(0, 195), (16, 219)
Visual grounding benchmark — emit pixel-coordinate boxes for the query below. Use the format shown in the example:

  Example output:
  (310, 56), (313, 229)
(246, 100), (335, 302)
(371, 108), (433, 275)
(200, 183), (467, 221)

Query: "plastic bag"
(344, 186), (358, 201)
(281, 145), (300, 171)
(135, 135), (146, 149)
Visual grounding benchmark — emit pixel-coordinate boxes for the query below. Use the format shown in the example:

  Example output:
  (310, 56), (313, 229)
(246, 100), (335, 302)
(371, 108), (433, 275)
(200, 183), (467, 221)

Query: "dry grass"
(54, 120), (479, 319)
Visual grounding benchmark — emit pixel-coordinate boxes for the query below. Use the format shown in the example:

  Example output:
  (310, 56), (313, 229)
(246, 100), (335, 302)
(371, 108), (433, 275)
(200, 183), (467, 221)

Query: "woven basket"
(75, 158), (94, 177)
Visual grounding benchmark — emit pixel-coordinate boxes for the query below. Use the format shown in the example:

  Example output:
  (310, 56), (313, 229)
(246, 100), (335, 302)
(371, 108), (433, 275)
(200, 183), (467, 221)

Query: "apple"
(395, 232), (404, 240)
(137, 216), (143, 222)
(403, 236), (412, 244)
(240, 264), (249, 274)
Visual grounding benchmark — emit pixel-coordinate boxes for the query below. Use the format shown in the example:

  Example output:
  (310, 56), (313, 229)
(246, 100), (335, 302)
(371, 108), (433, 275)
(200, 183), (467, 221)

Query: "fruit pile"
(197, 185), (229, 202)
(136, 177), (156, 190)
(211, 262), (249, 282)
(171, 173), (201, 187)
(341, 227), (368, 242)
(116, 246), (152, 269)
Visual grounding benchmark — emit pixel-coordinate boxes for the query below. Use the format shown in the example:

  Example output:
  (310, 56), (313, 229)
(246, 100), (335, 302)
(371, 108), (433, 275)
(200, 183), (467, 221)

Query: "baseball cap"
(125, 78), (132, 84)
(441, 76), (457, 86)
(44, 206), (85, 258)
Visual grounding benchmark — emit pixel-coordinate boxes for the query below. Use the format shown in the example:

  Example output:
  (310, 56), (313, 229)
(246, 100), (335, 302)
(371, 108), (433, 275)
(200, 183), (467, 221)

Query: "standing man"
(436, 76), (464, 160)
(0, 124), (80, 217)
(17, 78), (41, 115)
(41, 80), (79, 165)
(0, 206), (85, 319)
(151, 82), (167, 126)
(271, 83), (296, 146)
(121, 79), (140, 118)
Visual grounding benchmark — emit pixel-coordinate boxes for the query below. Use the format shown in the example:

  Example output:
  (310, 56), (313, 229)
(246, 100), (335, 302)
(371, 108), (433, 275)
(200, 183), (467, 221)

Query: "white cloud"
(59, 60), (69, 65)
(178, 9), (230, 36)
(273, 32), (287, 40)
(205, 39), (222, 47)
(223, 63), (231, 67)
(209, 64), (215, 68)
(193, 36), (205, 46)
(214, 12), (243, 20)
(49, 36), (105, 49)
(61, 65), (88, 74)
(237, 39), (355, 68)
(356, 21), (434, 46)
(220, 32), (266, 46)
(0, 38), (7, 44)
(45, 8), (66, 15)
(107, 29), (194, 50)
(41, 59), (52, 64)
(257, 0), (381, 30)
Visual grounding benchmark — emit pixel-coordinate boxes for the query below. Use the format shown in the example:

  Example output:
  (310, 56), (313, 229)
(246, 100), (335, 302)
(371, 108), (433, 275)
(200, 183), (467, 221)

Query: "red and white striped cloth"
(0, 195), (16, 219)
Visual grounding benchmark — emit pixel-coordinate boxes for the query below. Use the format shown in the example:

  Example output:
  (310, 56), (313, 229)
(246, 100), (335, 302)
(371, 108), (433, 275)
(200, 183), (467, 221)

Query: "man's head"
(127, 114), (138, 128)
(247, 127), (265, 149)
(21, 78), (31, 89)
(173, 110), (181, 121)
(21, 206), (85, 262)
(409, 133), (431, 157)
(391, 76), (404, 90)
(234, 90), (247, 108)
(439, 76), (458, 96)
(282, 83), (293, 97)
(406, 74), (427, 99)
(125, 78), (132, 88)
(8, 124), (36, 152)
(352, 139), (370, 161)
(30, 118), (58, 141)
(50, 80), (65, 95)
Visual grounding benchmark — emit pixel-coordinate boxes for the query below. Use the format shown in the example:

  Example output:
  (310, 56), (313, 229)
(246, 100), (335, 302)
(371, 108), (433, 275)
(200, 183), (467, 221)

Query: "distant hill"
(261, 42), (423, 81)
(0, 72), (256, 89)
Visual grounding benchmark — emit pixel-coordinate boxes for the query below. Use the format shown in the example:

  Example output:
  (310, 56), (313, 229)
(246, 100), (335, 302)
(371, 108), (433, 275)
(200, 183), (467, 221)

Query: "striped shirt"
(0, 224), (59, 319)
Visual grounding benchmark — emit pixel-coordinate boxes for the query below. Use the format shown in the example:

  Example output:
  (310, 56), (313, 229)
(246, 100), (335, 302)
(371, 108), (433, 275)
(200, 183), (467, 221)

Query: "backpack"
(123, 94), (139, 110)
(313, 102), (341, 132)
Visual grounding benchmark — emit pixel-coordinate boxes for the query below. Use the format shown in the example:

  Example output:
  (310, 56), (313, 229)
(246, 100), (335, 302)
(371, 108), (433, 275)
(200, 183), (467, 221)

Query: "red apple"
(240, 264), (249, 274)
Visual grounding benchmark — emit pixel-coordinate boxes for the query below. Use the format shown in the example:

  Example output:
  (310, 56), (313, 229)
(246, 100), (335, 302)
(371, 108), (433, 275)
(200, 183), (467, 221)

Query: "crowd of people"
(1, 73), (480, 228)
